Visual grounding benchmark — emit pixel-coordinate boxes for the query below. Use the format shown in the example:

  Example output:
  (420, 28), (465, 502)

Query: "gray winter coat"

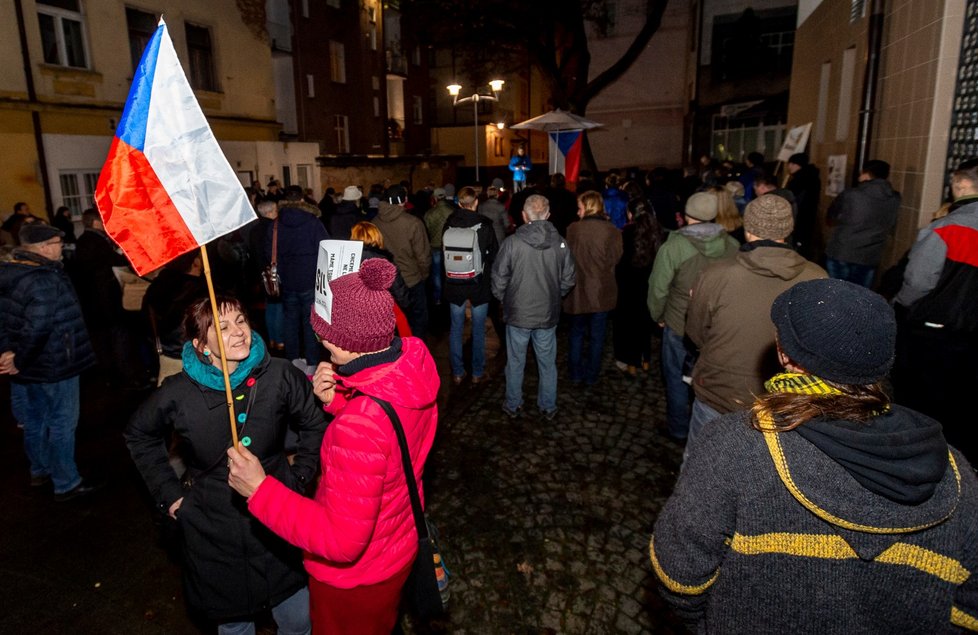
(491, 220), (575, 329)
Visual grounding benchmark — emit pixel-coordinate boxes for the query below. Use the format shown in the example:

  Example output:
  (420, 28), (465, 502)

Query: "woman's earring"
(203, 349), (211, 356)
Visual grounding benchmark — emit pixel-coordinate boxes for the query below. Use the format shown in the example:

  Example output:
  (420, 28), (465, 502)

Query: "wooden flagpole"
(198, 245), (239, 448)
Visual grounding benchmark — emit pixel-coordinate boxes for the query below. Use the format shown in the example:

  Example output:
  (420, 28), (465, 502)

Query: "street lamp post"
(447, 80), (504, 183)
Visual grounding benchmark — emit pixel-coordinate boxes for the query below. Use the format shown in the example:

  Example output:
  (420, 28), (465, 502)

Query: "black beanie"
(770, 279), (896, 384)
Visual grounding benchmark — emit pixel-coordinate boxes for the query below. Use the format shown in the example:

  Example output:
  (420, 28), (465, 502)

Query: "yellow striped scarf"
(764, 372), (843, 396)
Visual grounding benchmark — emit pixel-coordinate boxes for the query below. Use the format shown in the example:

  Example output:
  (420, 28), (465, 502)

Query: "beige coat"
(563, 215), (623, 314)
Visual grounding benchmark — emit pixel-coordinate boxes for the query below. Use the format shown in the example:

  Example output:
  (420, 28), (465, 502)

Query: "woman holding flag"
(126, 295), (327, 634)
(227, 259), (440, 634)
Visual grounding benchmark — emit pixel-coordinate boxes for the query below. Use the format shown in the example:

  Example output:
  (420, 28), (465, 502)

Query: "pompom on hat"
(310, 259), (397, 353)
(770, 278), (896, 385)
(744, 194), (794, 240)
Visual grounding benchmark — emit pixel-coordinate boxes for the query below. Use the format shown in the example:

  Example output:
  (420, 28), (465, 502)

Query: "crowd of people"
(2, 152), (978, 632)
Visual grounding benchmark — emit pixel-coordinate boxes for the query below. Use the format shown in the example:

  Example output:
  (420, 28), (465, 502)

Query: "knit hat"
(491, 177), (505, 189)
(443, 183), (456, 198)
(309, 259), (397, 353)
(342, 185), (362, 201)
(685, 192), (718, 221)
(385, 185), (408, 205)
(770, 278), (896, 384)
(432, 187), (447, 200)
(744, 194), (794, 240)
(19, 222), (64, 245)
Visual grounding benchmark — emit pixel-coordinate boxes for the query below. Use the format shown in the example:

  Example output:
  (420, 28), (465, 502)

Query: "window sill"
(39, 65), (102, 81)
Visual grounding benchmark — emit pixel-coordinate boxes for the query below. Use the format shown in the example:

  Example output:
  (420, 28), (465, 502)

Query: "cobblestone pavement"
(0, 317), (688, 634)
(410, 318), (688, 634)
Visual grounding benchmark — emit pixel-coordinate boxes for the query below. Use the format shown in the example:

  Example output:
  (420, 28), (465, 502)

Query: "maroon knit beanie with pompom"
(309, 258), (397, 353)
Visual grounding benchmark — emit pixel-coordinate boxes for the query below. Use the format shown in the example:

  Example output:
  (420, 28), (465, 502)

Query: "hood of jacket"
(336, 337), (439, 410)
(737, 242), (812, 281)
(858, 178), (899, 202)
(376, 201), (405, 222)
(769, 405), (959, 557)
(279, 205), (321, 228)
(676, 222), (731, 257)
(515, 219), (561, 250)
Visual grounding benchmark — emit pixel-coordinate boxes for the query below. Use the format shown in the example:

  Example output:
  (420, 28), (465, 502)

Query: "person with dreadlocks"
(650, 278), (978, 634)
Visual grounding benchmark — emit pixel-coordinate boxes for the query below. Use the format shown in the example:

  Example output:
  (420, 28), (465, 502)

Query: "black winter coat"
(328, 201), (362, 240)
(125, 354), (328, 621)
(442, 209), (499, 306)
(0, 250), (95, 382)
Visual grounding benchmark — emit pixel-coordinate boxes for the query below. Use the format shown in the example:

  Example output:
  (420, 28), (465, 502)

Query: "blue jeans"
(406, 281), (428, 339)
(825, 258), (876, 288)
(684, 398), (723, 465)
(282, 289), (319, 366)
(430, 249), (444, 305)
(218, 586), (310, 635)
(12, 377), (82, 494)
(661, 326), (692, 440)
(568, 312), (609, 385)
(449, 301), (488, 378)
(505, 325), (558, 412)
(265, 299), (284, 344)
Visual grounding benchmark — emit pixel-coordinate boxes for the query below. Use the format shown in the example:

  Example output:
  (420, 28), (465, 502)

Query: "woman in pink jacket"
(227, 259), (440, 634)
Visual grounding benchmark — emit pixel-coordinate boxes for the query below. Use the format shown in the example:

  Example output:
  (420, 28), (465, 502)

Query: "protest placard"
(314, 240), (364, 323)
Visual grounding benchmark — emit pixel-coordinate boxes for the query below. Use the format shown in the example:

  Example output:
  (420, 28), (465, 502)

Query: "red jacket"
(248, 337), (439, 588)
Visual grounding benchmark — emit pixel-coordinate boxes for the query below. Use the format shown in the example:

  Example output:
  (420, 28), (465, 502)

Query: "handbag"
(366, 395), (449, 620)
(261, 219), (281, 298)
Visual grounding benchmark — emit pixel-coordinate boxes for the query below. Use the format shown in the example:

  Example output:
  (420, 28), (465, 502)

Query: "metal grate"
(948, 0), (978, 171)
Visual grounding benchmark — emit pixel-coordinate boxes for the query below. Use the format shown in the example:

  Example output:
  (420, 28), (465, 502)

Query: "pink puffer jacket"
(248, 337), (439, 588)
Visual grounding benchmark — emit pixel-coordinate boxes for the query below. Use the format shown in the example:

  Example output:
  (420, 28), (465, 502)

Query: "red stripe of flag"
(94, 137), (198, 275)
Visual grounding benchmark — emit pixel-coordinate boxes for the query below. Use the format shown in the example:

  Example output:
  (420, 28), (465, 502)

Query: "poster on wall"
(826, 155), (848, 196)
(777, 123), (813, 162)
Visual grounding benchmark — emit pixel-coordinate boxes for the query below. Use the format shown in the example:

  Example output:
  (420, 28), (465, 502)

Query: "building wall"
(585, 0), (690, 169)
(1, 0), (284, 221)
(787, 0), (964, 265)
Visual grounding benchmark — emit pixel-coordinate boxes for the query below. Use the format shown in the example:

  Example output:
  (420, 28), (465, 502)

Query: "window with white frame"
(126, 7), (157, 73)
(329, 41), (346, 83)
(334, 115), (350, 153)
(297, 164), (312, 190)
(412, 95), (423, 125)
(37, 0), (89, 68)
(59, 170), (99, 218)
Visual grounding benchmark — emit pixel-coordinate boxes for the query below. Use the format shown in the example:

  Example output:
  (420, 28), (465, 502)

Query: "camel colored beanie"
(309, 259), (397, 353)
(744, 194), (794, 240)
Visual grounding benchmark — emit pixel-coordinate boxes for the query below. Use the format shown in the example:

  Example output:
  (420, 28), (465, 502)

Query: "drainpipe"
(14, 0), (54, 219)
(853, 0), (885, 186)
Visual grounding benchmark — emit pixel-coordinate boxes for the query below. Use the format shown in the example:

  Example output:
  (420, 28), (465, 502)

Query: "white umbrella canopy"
(510, 108), (603, 131)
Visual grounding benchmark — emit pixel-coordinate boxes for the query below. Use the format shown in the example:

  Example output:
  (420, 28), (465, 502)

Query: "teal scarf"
(182, 334), (267, 391)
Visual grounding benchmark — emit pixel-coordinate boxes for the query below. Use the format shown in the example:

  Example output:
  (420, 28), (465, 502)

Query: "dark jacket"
(652, 406), (978, 634)
(72, 228), (130, 325)
(328, 200), (361, 240)
(442, 209), (499, 306)
(125, 350), (327, 621)
(143, 269), (207, 358)
(491, 220), (575, 329)
(563, 215), (623, 314)
(544, 186), (580, 237)
(0, 250), (95, 382)
(825, 178), (901, 266)
(266, 206), (328, 293)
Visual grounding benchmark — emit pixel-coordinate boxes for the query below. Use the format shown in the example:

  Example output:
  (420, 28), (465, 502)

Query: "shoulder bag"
(261, 219), (281, 298)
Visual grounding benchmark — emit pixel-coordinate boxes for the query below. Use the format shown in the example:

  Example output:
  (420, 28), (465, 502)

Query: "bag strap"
(360, 393), (430, 541)
(271, 219), (279, 266)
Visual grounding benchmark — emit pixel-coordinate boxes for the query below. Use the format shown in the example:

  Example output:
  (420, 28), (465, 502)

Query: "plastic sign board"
(314, 240), (363, 323)
(777, 123), (813, 163)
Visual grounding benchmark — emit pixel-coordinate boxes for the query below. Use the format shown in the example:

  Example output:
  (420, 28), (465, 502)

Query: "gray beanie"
(771, 279), (896, 384)
(744, 194), (794, 240)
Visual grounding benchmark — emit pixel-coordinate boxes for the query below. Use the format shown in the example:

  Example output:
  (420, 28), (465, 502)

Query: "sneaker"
(471, 374), (488, 385)
(541, 408), (558, 421)
(501, 404), (523, 419)
(452, 373), (467, 386)
(54, 480), (102, 502)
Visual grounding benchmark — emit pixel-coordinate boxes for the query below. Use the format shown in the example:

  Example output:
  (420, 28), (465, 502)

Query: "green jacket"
(424, 200), (456, 248)
(647, 223), (738, 335)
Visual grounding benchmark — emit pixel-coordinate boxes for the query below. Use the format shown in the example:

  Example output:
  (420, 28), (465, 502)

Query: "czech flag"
(548, 130), (583, 187)
(94, 18), (254, 276)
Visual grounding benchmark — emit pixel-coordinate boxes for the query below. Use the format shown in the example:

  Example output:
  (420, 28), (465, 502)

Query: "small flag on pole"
(548, 130), (583, 188)
(94, 18), (255, 275)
